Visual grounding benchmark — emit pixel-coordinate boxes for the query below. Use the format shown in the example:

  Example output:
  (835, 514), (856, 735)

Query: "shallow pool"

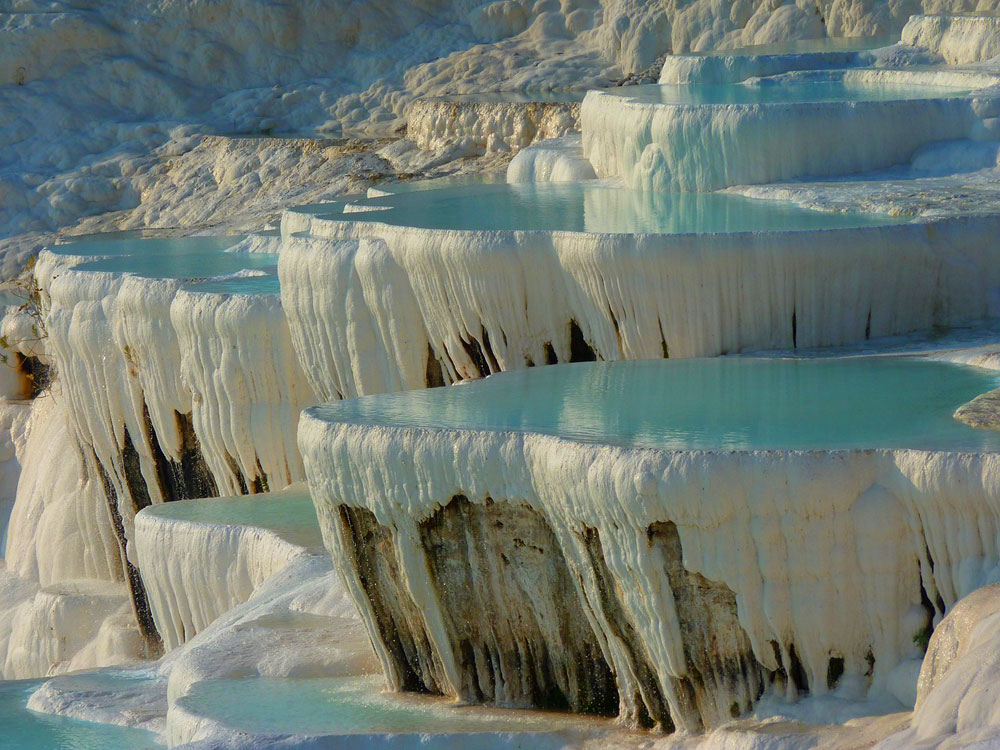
(139, 488), (322, 549)
(50, 234), (241, 258)
(313, 357), (1000, 452)
(603, 78), (972, 105)
(177, 674), (610, 736)
(180, 269), (280, 295)
(368, 171), (508, 197)
(72, 249), (277, 283)
(49, 233), (281, 291)
(0, 679), (159, 750)
(427, 90), (587, 103)
(328, 182), (903, 233)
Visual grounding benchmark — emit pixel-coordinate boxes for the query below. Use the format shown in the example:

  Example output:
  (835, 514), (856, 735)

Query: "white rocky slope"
(8, 0), (1000, 262)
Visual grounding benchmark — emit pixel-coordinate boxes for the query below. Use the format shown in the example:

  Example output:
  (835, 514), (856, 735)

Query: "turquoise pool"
(312, 357), (1000, 452)
(138, 489), (322, 550)
(329, 182), (903, 234)
(367, 171), (507, 197)
(0, 679), (159, 750)
(177, 674), (610, 736)
(603, 78), (972, 105)
(72, 251), (276, 282)
(179, 270), (280, 296)
(50, 233), (279, 291)
(50, 234), (241, 258)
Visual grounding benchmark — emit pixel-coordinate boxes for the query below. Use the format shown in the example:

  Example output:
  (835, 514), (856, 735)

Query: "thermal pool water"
(313, 356), (1000, 452)
(174, 674), (614, 739)
(318, 181), (904, 234)
(0, 679), (159, 750)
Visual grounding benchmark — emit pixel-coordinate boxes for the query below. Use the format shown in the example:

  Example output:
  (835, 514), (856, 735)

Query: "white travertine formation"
(0, 396), (149, 679)
(134, 489), (321, 651)
(29, 248), (315, 658)
(14, 4), (1000, 743)
(3, 581), (138, 679)
(3, 397), (119, 590)
(0, 399), (31, 552)
(658, 47), (878, 86)
(171, 290), (314, 495)
(279, 237), (431, 401)
(300, 412), (1000, 731)
(583, 69), (1000, 192)
(279, 213), (1000, 403)
(879, 584), (1000, 748)
(38, 250), (313, 511)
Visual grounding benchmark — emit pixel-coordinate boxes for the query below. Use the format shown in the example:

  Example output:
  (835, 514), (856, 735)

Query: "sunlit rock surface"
(902, 13), (1000, 65)
(408, 95), (582, 154)
(879, 584), (1000, 748)
(954, 388), (1000, 431)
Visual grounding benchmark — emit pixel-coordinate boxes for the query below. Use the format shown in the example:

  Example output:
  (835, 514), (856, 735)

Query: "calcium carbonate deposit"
(8, 2), (1000, 749)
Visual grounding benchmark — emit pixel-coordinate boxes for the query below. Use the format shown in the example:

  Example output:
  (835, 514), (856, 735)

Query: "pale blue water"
(430, 91), (586, 103)
(332, 182), (903, 233)
(178, 675), (608, 735)
(697, 36), (894, 57)
(51, 233), (280, 291)
(50, 235), (241, 258)
(139, 489), (323, 549)
(180, 270), (280, 295)
(313, 358), (1000, 452)
(72, 251), (277, 283)
(294, 175), (509, 218)
(0, 679), (160, 750)
(605, 79), (972, 105)
(291, 201), (352, 215)
(368, 171), (507, 196)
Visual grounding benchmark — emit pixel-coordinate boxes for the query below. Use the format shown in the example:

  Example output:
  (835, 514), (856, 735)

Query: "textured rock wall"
(407, 99), (580, 154)
(902, 12), (1000, 64)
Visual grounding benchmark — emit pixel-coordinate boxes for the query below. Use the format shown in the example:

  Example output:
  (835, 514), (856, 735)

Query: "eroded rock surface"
(954, 388), (1000, 431)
